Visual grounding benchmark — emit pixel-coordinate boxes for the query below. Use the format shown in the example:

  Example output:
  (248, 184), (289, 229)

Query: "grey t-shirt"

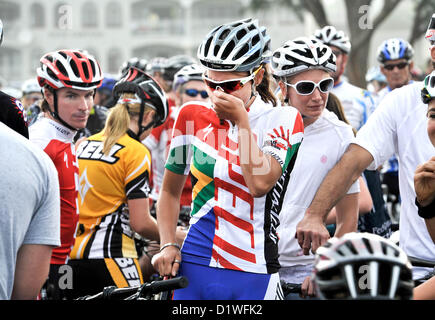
(0, 123), (60, 299)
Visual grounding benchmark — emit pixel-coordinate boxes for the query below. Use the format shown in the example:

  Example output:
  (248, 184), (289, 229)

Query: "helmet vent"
(252, 34), (260, 46)
(204, 37), (213, 57)
(219, 29), (231, 40)
(214, 44), (221, 57)
(82, 62), (90, 79)
(344, 242), (358, 255)
(236, 29), (247, 40)
(234, 43), (249, 60)
(362, 237), (373, 254)
(56, 60), (68, 77)
(222, 41), (235, 60)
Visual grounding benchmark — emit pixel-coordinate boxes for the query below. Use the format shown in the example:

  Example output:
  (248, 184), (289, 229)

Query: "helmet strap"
(136, 101), (156, 139)
(49, 90), (78, 132)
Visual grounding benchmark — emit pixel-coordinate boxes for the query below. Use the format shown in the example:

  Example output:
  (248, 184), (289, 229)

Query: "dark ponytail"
(256, 63), (277, 107)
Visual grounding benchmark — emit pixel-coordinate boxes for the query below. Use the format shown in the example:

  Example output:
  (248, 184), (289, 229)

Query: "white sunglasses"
(284, 78), (334, 95)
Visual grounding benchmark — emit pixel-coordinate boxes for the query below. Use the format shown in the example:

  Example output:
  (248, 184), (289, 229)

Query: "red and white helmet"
(37, 49), (103, 91)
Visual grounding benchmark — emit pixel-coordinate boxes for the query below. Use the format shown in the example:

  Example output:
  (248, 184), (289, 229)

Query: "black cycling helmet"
(312, 232), (414, 300)
(163, 54), (197, 82)
(119, 57), (147, 77)
(113, 67), (168, 135)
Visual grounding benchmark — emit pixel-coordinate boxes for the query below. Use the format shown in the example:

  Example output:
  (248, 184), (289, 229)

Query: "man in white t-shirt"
(0, 123), (60, 299)
(375, 38), (416, 221)
(296, 14), (435, 280)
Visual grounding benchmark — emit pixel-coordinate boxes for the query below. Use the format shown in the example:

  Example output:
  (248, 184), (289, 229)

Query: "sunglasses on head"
(383, 62), (409, 71)
(184, 88), (209, 99)
(202, 66), (262, 94)
(284, 77), (334, 95)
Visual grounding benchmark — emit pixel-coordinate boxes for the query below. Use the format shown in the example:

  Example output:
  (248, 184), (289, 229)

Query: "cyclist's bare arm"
(11, 244), (53, 300)
(152, 170), (187, 277)
(238, 118), (283, 198)
(129, 198), (159, 241)
(334, 192), (359, 237)
(414, 275), (435, 300)
(296, 144), (373, 254)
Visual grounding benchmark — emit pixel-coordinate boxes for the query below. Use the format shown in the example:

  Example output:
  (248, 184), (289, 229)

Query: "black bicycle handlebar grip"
(141, 276), (189, 295)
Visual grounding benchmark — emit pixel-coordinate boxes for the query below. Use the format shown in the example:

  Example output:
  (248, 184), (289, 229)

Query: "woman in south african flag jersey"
(151, 18), (304, 300)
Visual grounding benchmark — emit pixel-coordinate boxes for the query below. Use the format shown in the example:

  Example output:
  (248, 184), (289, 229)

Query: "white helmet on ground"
(271, 37), (336, 78)
(312, 232), (414, 300)
(197, 18), (271, 72)
(313, 25), (351, 54)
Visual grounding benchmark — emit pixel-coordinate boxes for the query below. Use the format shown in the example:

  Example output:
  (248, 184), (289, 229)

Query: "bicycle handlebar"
(408, 256), (435, 268)
(76, 276), (189, 300)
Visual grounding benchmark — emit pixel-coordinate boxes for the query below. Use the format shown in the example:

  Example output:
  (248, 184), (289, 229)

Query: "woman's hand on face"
(209, 89), (248, 125)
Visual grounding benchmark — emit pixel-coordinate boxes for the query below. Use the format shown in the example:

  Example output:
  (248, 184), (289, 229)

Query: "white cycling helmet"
(312, 232), (414, 300)
(172, 63), (204, 91)
(21, 78), (41, 95)
(425, 13), (435, 45)
(313, 25), (351, 54)
(421, 71), (435, 104)
(376, 38), (414, 63)
(271, 37), (336, 78)
(197, 18), (271, 72)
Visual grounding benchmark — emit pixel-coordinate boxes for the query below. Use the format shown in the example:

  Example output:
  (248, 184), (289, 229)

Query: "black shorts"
(65, 258), (143, 300)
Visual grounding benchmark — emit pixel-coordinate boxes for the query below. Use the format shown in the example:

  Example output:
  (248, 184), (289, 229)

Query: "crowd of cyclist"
(0, 12), (435, 301)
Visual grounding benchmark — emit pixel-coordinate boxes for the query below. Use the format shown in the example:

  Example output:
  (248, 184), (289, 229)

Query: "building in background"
(0, 0), (430, 89)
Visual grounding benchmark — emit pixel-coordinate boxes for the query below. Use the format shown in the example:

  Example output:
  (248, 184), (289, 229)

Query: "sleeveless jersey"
(166, 98), (304, 274)
(70, 130), (151, 260)
(29, 117), (79, 265)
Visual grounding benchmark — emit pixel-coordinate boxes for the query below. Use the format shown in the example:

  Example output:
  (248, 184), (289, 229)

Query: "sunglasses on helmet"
(184, 88), (209, 99)
(284, 77), (334, 95)
(202, 66), (262, 94)
(383, 62), (409, 71)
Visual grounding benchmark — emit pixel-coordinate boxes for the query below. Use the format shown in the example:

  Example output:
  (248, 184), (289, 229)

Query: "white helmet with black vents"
(271, 37), (336, 78)
(312, 232), (414, 300)
(197, 18), (271, 72)
(313, 25), (351, 54)
(172, 63), (204, 91)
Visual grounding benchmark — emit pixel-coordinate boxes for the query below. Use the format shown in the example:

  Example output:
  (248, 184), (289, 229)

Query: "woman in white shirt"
(271, 37), (360, 299)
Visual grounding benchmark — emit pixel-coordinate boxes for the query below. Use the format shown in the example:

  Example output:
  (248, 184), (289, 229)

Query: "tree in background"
(250, 0), (433, 88)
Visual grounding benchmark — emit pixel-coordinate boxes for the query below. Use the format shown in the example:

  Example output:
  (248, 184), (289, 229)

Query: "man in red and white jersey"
(29, 49), (103, 299)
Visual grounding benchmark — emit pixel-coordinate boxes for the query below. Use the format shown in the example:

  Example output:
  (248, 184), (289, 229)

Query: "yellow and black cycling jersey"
(70, 130), (151, 260)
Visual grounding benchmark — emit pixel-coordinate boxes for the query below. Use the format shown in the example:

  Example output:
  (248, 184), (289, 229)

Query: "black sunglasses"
(184, 88), (209, 99)
(383, 62), (409, 71)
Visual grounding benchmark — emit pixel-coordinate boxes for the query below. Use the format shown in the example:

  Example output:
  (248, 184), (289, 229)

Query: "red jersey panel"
(29, 117), (79, 264)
